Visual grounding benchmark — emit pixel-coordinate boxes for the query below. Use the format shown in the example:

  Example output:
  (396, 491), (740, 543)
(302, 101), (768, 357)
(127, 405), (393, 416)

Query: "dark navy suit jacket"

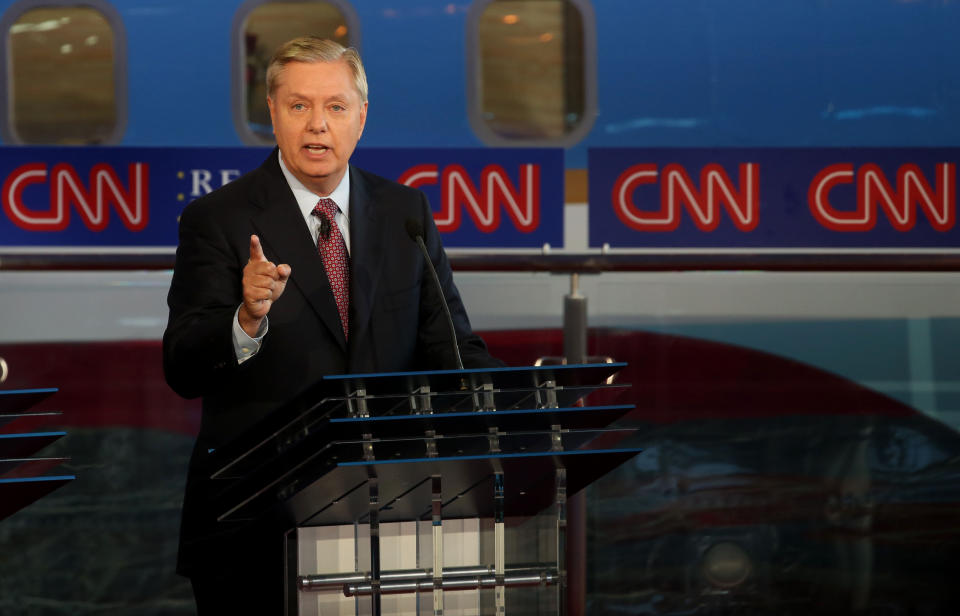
(163, 150), (499, 574)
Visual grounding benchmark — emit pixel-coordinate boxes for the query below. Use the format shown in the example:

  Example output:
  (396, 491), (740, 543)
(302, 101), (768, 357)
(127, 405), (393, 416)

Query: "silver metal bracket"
(348, 387), (369, 418)
(472, 380), (496, 412)
(410, 384), (433, 414)
(536, 379), (559, 409)
(550, 424), (564, 452)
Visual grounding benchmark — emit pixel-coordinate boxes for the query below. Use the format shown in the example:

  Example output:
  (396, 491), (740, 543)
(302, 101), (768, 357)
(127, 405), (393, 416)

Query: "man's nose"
(307, 111), (327, 133)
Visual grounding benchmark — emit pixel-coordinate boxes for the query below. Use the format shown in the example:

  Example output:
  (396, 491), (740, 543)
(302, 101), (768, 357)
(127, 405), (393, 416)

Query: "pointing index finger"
(249, 234), (266, 263)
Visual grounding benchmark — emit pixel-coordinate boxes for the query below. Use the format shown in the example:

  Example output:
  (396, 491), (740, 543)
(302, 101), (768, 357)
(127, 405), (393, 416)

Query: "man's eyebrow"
(282, 91), (350, 102)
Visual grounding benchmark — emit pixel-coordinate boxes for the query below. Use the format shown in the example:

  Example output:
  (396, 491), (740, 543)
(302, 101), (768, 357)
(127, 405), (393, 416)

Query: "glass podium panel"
(0, 386), (73, 522)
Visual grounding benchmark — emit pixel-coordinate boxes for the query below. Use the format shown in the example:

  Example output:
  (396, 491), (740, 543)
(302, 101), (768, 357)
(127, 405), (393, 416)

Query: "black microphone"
(405, 218), (464, 370)
(318, 212), (331, 241)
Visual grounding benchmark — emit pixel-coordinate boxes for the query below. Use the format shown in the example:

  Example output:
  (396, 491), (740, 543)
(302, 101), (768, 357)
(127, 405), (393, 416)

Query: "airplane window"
(3, 5), (122, 144)
(470, 0), (596, 145)
(237, 1), (359, 144)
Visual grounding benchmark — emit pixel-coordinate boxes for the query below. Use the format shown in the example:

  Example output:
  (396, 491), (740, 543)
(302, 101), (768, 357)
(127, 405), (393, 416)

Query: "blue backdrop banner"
(589, 148), (959, 250)
(0, 147), (563, 249)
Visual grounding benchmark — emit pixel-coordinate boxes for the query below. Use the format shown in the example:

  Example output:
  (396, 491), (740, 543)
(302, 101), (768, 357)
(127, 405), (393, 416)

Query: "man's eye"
(331, 104), (344, 112)
(292, 103), (306, 111)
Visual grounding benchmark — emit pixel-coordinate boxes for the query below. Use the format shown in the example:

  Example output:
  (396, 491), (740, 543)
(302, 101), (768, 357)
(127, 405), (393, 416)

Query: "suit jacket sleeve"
(162, 197), (247, 399)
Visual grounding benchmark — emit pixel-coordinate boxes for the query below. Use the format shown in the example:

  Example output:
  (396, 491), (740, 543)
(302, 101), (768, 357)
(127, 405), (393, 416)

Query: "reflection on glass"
(581, 307), (960, 614)
(243, 1), (350, 141)
(8, 7), (116, 144)
(478, 0), (585, 139)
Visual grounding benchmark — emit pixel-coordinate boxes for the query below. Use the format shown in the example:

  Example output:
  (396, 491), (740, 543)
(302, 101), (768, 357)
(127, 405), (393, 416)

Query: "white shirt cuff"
(233, 305), (268, 364)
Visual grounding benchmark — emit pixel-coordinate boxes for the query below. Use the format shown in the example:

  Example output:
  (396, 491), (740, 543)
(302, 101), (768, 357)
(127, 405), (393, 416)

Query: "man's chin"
(297, 167), (343, 195)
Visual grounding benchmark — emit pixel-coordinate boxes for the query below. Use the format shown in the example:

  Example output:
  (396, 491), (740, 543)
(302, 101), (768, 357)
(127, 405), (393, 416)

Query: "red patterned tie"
(311, 198), (349, 339)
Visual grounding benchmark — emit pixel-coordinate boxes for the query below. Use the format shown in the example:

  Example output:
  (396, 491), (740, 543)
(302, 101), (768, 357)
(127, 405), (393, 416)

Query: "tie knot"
(313, 198), (338, 219)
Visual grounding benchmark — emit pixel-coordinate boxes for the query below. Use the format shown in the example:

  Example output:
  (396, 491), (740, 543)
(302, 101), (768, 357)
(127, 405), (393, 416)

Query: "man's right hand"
(239, 235), (291, 338)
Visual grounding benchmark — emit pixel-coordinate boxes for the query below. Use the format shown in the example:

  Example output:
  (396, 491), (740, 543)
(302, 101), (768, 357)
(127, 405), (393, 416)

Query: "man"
(163, 37), (500, 612)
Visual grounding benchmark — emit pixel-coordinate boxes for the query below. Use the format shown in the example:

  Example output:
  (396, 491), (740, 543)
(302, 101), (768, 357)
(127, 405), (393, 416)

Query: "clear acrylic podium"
(205, 363), (640, 615)
(0, 387), (73, 522)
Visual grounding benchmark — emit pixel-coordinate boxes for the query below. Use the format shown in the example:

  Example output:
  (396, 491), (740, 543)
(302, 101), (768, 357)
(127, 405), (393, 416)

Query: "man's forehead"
(274, 59), (353, 89)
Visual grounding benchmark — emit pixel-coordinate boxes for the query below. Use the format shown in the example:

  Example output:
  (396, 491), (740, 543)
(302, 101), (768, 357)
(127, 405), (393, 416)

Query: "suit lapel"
(347, 166), (385, 362)
(248, 151), (348, 351)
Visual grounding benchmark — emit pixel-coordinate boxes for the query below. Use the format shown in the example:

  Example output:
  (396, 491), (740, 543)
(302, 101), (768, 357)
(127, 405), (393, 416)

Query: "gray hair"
(266, 36), (368, 102)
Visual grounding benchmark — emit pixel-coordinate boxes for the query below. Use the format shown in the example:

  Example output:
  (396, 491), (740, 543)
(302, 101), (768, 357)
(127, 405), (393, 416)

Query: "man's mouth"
(304, 145), (329, 153)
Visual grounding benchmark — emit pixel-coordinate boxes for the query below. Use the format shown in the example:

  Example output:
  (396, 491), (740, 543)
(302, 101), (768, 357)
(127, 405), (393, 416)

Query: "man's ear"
(357, 100), (368, 139)
(267, 96), (276, 134)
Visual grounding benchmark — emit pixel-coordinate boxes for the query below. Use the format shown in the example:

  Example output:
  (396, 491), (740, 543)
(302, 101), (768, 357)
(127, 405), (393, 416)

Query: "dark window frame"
(231, 0), (362, 146)
(466, 0), (598, 147)
(0, 0), (128, 145)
